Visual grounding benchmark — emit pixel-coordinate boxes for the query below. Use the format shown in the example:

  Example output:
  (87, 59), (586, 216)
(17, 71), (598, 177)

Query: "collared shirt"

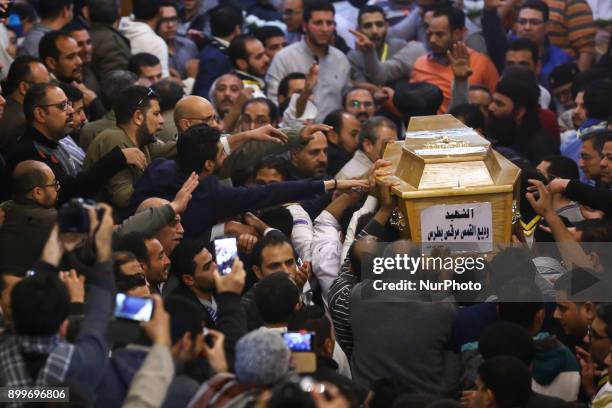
(168, 35), (199, 79)
(266, 39), (350, 122)
(335, 150), (373, 180)
(540, 42), (573, 87)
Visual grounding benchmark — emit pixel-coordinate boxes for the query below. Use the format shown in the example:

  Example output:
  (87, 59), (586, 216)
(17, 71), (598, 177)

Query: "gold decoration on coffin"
(378, 115), (522, 244)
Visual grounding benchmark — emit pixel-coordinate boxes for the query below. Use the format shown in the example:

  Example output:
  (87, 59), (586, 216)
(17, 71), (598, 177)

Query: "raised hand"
(448, 42), (472, 79)
(213, 257), (246, 295)
(170, 172), (199, 214)
(141, 295), (172, 347)
(246, 124), (289, 144)
(525, 179), (554, 218)
(300, 124), (333, 143)
(349, 29), (375, 52)
(305, 62), (320, 93)
(59, 269), (86, 303)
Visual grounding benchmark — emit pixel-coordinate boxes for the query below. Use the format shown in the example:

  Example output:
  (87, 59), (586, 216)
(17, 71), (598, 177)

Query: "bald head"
(13, 161), (51, 193)
(136, 197), (171, 213)
(174, 96), (216, 133)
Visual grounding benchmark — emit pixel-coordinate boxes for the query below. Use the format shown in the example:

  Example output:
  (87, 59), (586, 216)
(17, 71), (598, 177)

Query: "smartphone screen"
(114, 293), (154, 322)
(283, 331), (314, 352)
(214, 237), (238, 276)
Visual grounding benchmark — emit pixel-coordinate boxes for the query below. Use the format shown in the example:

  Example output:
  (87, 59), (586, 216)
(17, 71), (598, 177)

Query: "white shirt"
(335, 149), (373, 180)
(286, 204), (314, 262)
(312, 210), (343, 304)
(341, 195), (379, 262)
(120, 18), (170, 77)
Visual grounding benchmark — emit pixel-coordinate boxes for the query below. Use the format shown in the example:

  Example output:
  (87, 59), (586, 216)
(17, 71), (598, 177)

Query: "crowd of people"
(0, 0), (611, 407)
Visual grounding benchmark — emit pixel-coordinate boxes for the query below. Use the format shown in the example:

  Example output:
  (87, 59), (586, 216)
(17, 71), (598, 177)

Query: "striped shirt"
(545, 0), (597, 57)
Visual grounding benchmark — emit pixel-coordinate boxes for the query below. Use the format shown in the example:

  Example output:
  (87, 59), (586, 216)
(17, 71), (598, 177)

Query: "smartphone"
(283, 331), (315, 352)
(114, 293), (154, 322)
(214, 237), (238, 276)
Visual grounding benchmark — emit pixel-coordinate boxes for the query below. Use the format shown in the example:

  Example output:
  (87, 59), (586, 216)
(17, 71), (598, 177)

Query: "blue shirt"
(169, 36), (199, 79)
(540, 43), (573, 88)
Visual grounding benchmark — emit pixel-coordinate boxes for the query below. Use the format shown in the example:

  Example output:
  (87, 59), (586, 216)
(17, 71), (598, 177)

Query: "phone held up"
(214, 237), (238, 276)
(283, 331), (317, 373)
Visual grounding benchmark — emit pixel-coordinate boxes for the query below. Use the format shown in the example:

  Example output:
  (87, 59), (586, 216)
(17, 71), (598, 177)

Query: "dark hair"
(170, 240), (206, 279)
(597, 302), (612, 338)
(358, 5), (385, 26)
(209, 5), (243, 38)
(11, 274), (70, 336)
(11, 161), (49, 198)
(287, 305), (331, 355)
(228, 34), (257, 67)
(278, 72), (306, 100)
(62, 19), (89, 34)
(113, 251), (148, 292)
(241, 97), (279, 123)
(58, 82), (84, 103)
(11, 2), (37, 24)
(89, 0), (120, 25)
(128, 53), (161, 76)
(39, 30), (73, 62)
(114, 85), (160, 125)
(520, 0), (550, 21)
(23, 83), (57, 123)
(151, 79), (184, 111)
(253, 157), (291, 182)
(36, 0), (74, 20)
(574, 219), (612, 242)
(541, 155), (579, 180)
(448, 104), (485, 130)
(114, 232), (150, 266)
(255, 272), (299, 324)
(258, 207), (294, 239)
(132, 0), (161, 21)
(497, 279), (544, 329)
(4, 55), (43, 95)
(323, 109), (346, 136)
(469, 84), (491, 94)
(253, 25), (285, 44)
(571, 68), (609, 98)
(432, 6), (465, 31)
(165, 296), (207, 343)
(478, 322), (535, 365)
(303, 0), (335, 23)
(343, 86), (374, 108)
(582, 130), (612, 155)
(584, 79), (612, 120)
(251, 230), (294, 270)
(100, 70), (138, 109)
(477, 357), (532, 408)
(507, 38), (540, 66)
(358, 116), (396, 150)
(176, 124), (221, 173)
(489, 247), (537, 293)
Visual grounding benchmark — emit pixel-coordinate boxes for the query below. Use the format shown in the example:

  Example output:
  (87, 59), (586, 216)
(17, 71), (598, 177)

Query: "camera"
(58, 198), (105, 233)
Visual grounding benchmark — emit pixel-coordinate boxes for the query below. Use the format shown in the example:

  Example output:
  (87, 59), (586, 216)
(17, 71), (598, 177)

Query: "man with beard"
(65, 20), (100, 95)
(39, 30), (106, 120)
(84, 85), (176, 209)
(3, 83), (139, 205)
(343, 87), (376, 123)
(411, 6), (498, 113)
(266, 1), (351, 121)
(347, 5), (425, 87)
(169, 240), (220, 328)
(0, 161), (59, 275)
(486, 67), (559, 166)
(228, 35), (271, 96)
(210, 73), (245, 132)
(322, 110), (361, 175)
(57, 83), (87, 172)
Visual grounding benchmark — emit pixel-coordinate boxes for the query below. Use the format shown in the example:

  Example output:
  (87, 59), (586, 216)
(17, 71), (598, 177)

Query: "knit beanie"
(235, 328), (290, 385)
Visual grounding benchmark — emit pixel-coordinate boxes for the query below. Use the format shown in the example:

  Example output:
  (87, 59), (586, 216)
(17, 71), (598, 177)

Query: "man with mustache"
(485, 66), (558, 167)
(39, 30), (105, 120)
(228, 35), (271, 96)
(84, 86), (176, 210)
(343, 87), (376, 123)
(347, 5), (425, 88)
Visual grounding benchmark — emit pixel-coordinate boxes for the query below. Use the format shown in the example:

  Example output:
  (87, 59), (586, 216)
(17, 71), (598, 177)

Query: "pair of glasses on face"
(36, 99), (72, 112)
(37, 179), (61, 190)
(350, 100), (374, 109)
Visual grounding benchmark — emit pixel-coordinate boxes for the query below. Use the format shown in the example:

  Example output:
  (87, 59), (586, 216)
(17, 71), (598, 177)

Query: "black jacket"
(3, 127), (127, 204)
(565, 179), (612, 218)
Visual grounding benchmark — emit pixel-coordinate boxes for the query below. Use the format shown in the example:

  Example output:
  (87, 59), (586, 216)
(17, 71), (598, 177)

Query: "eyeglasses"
(39, 179), (61, 190)
(518, 18), (544, 26)
(136, 88), (155, 108)
(349, 100), (374, 109)
(185, 115), (220, 126)
(36, 99), (72, 112)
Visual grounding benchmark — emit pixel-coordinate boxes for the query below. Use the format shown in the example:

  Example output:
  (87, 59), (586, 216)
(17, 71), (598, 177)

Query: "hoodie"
(119, 17), (169, 77)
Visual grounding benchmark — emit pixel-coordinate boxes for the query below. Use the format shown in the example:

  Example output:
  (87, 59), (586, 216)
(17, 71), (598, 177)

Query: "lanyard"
(380, 42), (389, 62)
